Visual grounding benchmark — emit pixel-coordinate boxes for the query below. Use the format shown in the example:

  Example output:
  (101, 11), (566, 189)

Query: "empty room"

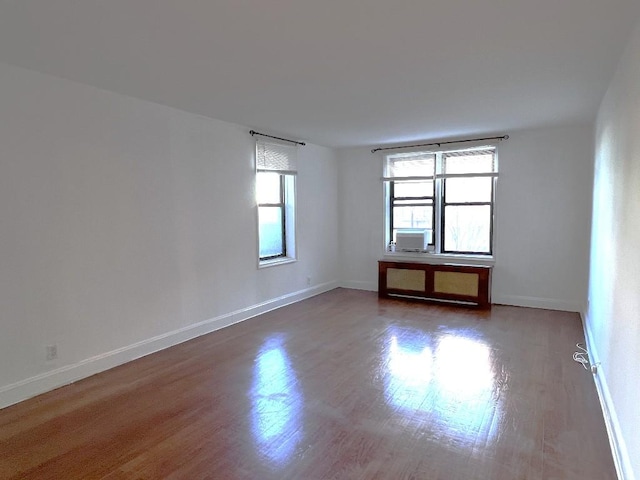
(1, 1), (639, 479)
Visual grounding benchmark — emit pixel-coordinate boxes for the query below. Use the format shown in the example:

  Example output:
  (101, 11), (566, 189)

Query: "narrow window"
(388, 153), (436, 246)
(256, 141), (297, 265)
(441, 149), (496, 255)
(257, 172), (286, 259)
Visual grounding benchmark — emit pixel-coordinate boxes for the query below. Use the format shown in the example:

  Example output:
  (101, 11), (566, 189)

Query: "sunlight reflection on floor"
(384, 327), (502, 450)
(250, 335), (303, 466)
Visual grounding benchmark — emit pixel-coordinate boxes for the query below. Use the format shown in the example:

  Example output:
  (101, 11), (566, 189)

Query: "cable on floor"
(572, 343), (590, 370)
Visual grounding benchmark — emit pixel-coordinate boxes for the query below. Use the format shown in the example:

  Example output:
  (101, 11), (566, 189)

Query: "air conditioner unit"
(395, 230), (430, 252)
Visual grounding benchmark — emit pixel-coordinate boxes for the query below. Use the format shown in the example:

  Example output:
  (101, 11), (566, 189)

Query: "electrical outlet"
(46, 344), (58, 361)
(306, 276), (311, 286)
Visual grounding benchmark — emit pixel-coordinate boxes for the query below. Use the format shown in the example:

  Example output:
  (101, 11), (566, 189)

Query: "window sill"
(258, 256), (297, 269)
(382, 251), (495, 266)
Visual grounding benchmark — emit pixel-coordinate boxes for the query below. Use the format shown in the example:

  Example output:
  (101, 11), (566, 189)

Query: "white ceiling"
(1, 1), (639, 148)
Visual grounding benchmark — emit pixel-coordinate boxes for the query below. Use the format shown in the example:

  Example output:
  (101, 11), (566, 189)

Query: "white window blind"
(442, 148), (497, 178)
(256, 141), (298, 174)
(383, 147), (497, 182)
(384, 153), (435, 181)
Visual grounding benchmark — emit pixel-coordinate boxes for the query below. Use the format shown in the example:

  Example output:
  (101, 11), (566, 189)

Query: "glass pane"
(444, 205), (491, 253)
(445, 177), (492, 203)
(393, 181), (434, 198)
(257, 172), (281, 204)
(393, 206), (433, 231)
(388, 154), (435, 177)
(444, 152), (495, 174)
(259, 206), (284, 257)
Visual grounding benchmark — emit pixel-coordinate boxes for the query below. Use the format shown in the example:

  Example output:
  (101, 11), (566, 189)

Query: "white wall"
(337, 146), (384, 292)
(337, 125), (594, 312)
(586, 19), (640, 480)
(0, 61), (340, 408)
(493, 126), (593, 311)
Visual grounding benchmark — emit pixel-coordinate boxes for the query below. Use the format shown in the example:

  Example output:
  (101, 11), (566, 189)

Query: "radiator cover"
(378, 261), (492, 308)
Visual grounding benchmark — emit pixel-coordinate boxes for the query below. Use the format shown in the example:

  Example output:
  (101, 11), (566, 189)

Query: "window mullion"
(435, 153), (444, 254)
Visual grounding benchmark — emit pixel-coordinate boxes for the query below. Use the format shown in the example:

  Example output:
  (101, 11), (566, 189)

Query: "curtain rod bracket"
(250, 130), (306, 146)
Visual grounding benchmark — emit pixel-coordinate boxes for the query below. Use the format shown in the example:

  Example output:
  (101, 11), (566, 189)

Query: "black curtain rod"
(371, 135), (509, 153)
(250, 130), (306, 146)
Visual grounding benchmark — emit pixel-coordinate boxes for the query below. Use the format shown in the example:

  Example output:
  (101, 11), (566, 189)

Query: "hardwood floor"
(0, 288), (615, 479)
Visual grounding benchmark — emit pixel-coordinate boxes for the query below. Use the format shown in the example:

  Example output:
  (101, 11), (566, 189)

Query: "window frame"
(255, 140), (298, 268)
(389, 180), (436, 248)
(257, 172), (287, 261)
(384, 147), (497, 258)
(440, 176), (495, 255)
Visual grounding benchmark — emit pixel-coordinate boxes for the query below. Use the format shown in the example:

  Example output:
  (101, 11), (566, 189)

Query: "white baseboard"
(339, 285), (581, 312)
(492, 293), (580, 312)
(0, 281), (340, 410)
(581, 310), (635, 480)
(340, 280), (377, 292)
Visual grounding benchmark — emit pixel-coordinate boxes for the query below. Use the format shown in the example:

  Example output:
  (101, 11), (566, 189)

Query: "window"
(257, 172), (286, 258)
(388, 153), (436, 246)
(385, 147), (497, 256)
(256, 141), (296, 265)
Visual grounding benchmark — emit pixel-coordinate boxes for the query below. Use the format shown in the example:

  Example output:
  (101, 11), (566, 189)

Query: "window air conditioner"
(395, 230), (429, 252)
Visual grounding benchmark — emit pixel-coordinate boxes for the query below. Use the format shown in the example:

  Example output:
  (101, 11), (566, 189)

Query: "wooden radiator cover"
(378, 261), (492, 308)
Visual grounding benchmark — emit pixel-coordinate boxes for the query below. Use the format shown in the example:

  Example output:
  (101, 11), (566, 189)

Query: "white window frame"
(256, 141), (297, 268)
(383, 146), (498, 263)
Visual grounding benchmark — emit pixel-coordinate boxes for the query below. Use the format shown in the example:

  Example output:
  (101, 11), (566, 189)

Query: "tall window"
(257, 172), (286, 259)
(385, 147), (497, 256)
(388, 153), (436, 246)
(256, 142), (297, 265)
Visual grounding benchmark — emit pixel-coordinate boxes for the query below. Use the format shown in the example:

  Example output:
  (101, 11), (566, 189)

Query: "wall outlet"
(306, 276), (311, 286)
(46, 344), (58, 361)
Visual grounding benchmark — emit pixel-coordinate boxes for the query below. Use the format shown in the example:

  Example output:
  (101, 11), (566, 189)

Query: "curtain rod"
(371, 135), (509, 154)
(250, 130), (306, 146)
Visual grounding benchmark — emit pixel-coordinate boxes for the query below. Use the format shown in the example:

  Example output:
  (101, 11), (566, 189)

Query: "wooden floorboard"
(0, 288), (615, 479)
